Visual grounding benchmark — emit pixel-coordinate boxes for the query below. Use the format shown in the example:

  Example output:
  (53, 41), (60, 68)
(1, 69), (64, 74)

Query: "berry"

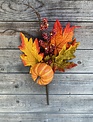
(40, 18), (49, 30)
(42, 33), (48, 40)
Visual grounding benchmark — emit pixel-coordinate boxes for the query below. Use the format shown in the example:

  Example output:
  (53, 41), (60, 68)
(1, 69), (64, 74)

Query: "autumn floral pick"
(18, 18), (80, 105)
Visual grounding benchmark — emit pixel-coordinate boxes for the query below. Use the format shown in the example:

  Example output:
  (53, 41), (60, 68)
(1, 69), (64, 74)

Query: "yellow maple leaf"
(18, 33), (44, 67)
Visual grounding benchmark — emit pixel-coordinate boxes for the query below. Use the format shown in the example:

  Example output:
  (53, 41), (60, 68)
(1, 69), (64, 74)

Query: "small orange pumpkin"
(30, 63), (54, 85)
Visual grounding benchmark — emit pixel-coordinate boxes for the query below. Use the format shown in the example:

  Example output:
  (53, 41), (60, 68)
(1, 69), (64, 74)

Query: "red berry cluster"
(38, 18), (56, 65)
(39, 18), (56, 56)
(40, 18), (49, 30)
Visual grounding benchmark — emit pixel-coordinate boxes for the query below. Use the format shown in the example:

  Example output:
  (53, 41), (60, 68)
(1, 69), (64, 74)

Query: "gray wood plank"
(0, 74), (93, 95)
(0, 22), (93, 49)
(0, 0), (93, 21)
(0, 94), (92, 113)
(0, 50), (92, 73)
(0, 113), (92, 122)
(0, 0), (92, 121)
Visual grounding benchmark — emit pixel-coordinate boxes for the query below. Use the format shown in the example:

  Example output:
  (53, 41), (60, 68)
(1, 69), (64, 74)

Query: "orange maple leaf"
(18, 33), (44, 67)
(50, 20), (78, 55)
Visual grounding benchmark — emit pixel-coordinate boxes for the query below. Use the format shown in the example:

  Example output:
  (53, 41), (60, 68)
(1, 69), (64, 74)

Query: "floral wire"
(23, 2), (50, 105)
(23, 2), (41, 26)
(0, 29), (34, 38)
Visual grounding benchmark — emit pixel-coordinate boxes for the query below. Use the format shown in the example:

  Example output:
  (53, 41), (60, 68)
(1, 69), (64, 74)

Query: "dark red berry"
(42, 33), (48, 40)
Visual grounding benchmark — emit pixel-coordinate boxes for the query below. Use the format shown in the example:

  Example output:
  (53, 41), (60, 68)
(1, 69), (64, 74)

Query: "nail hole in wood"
(15, 84), (19, 88)
(1, 68), (4, 71)
(16, 100), (20, 103)
(77, 61), (81, 64)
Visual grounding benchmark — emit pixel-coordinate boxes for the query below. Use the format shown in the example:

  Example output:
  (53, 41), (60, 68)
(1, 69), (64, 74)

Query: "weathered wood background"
(0, 0), (93, 121)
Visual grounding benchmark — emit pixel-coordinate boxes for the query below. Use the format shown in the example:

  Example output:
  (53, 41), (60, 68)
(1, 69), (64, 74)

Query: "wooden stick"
(46, 85), (49, 105)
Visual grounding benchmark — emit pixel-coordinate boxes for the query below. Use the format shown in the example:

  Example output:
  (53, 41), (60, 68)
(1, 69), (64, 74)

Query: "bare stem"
(46, 85), (49, 105)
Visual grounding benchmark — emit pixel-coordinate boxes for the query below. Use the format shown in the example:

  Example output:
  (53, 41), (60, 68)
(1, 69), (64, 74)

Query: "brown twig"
(23, 2), (41, 26)
(0, 2), (42, 36)
(0, 29), (34, 38)
(46, 85), (49, 105)
(24, 3), (50, 105)
(1, 2), (49, 105)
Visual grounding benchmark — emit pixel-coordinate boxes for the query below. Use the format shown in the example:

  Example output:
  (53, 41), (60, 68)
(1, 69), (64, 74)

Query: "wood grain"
(0, 113), (93, 122)
(0, 74), (93, 95)
(0, 0), (92, 121)
(0, 50), (92, 73)
(0, 94), (92, 113)
(0, 22), (93, 49)
(0, 0), (93, 21)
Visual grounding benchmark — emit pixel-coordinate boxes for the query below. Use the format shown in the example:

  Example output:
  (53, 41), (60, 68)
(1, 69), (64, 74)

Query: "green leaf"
(55, 42), (79, 71)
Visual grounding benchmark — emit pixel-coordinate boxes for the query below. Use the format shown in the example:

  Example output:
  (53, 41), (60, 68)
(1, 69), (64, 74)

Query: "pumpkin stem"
(46, 85), (49, 105)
